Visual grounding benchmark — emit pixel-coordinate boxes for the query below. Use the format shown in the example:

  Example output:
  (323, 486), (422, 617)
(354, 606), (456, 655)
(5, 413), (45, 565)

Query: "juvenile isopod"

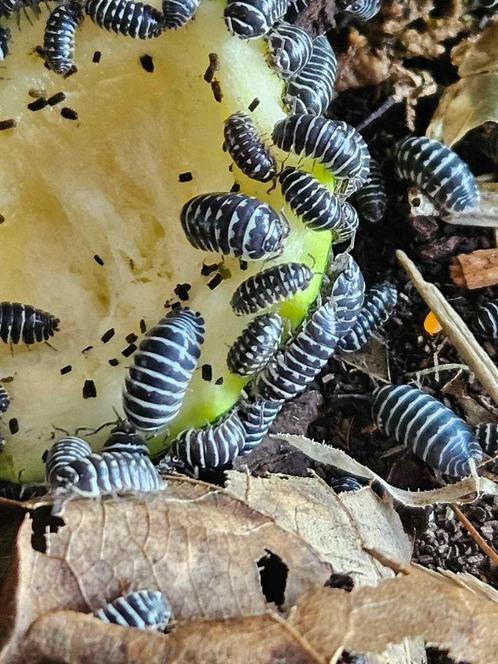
(0, 302), (60, 344)
(94, 590), (171, 630)
(237, 390), (282, 452)
(43, 1), (83, 75)
(351, 158), (387, 223)
(227, 312), (283, 376)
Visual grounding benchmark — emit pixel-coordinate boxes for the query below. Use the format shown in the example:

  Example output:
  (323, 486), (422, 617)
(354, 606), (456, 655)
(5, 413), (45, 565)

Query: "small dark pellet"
(109, 358), (119, 366)
(47, 92), (66, 106)
(201, 364), (212, 381)
(82, 345), (93, 354)
(211, 80), (223, 103)
(139, 319), (146, 333)
(239, 260), (248, 271)
(203, 52), (219, 83)
(207, 273), (223, 290)
(140, 54), (154, 72)
(101, 328), (115, 343)
(9, 418), (19, 434)
(230, 182), (241, 192)
(0, 215), (5, 224)
(171, 301), (181, 310)
(248, 98), (260, 112)
(93, 50), (102, 63)
(0, 119), (17, 130)
(60, 365), (72, 375)
(179, 171), (193, 182)
(201, 263), (218, 276)
(27, 98), (47, 111)
(61, 107), (78, 120)
(122, 344), (137, 357)
(174, 283), (191, 302)
(215, 377), (224, 385)
(82, 380), (97, 399)
(94, 254), (104, 266)
(125, 332), (138, 344)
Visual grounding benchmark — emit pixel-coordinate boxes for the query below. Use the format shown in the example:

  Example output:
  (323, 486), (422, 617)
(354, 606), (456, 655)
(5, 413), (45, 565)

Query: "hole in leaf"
(30, 505), (65, 553)
(257, 549), (288, 606)
(324, 573), (354, 592)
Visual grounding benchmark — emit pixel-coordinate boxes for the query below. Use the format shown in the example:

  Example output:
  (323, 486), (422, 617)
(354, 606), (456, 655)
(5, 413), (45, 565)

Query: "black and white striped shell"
(224, 0), (290, 39)
(338, 281), (397, 353)
(43, 1), (83, 75)
(279, 167), (342, 232)
(272, 115), (370, 183)
(330, 255), (365, 340)
(474, 423), (498, 457)
(181, 193), (287, 260)
(94, 590), (171, 630)
(85, 0), (163, 39)
(0, 385), (10, 413)
(224, 112), (276, 182)
(0, 301), (60, 344)
(351, 158), (386, 223)
(264, 20), (312, 78)
(475, 302), (498, 339)
(0, 25), (10, 60)
(237, 391), (282, 452)
(44, 436), (93, 487)
(283, 35), (337, 115)
(169, 407), (247, 470)
(162, 0), (200, 29)
(372, 384), (482, 477)
(227, 312), (283, 376)
(336, 201), (359, 243)
(230, 262), (313, 315)
(337, 0), (382, 20)
(103, 422), (149, 455)
(123, 308), (204, 431)
(393, 136), (479, 214)
(330, 476), (364, 492)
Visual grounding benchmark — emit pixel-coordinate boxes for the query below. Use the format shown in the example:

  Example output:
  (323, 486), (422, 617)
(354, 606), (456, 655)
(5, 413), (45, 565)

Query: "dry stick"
(450, 504), (498, 568)
(267, 610), (329, 664)
(396, 250), (498, 405)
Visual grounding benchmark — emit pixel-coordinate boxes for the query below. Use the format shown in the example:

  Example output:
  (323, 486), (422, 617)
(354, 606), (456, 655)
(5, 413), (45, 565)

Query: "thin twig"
(266, 610), (328, 664)
(397, 250), (498, 405)
(450, 504), (498, 568)
(405, 363), (469, 378)
(356, 96), (397, 132)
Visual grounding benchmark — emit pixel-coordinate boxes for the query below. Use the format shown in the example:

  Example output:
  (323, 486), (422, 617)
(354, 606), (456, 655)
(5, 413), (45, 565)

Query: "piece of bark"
(450, 248), (498, 289)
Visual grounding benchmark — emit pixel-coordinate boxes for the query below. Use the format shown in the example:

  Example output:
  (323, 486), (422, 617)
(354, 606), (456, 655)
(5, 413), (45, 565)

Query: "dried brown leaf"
(0, 478), (333, 662)
(339, 337), (390, 382)
(17, 563), (498, 664)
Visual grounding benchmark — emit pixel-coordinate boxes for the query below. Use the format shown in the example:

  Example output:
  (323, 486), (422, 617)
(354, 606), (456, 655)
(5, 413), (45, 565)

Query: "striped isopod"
(272, 115), (370, 183)
(123, 308), (204, 431)
(0, 0), (15, 15)
(338, 281), (397, 353)
(0, 302), (60, 344)
(0, 25), (10, 60)
(169, 407), (247, 470)
(330, 254), (365, 340)
(351, 158), (387, 223)
(85, 0), (163, 39)
(330, 476), (364, 492)
(227, 312), (283, 376)
(224, 0), (290, 40)
(0, 480), (47, 501)
(230, 262), (313, 315)
(372, 384), (483, 477)
(475, 423), (498, 460)
(482, 124), (498, 162)
(181, 193), (287, 261)
(475, 302), (498, 339)
(237, 391), (282, 452)
(162, 0), (199, 28)
(43, 436), (93, 487)
(43, 1), (83, 76)
(102, 421), (149, 454)
(393, 136), (479, 214)
(224, 112), (276, 182)
(284, 35), (337, 115)
(337, 0), (382, 20)
(94, 590), (171, 630)
(264, 20), (312, 78)
(0, 385), (10, 413)
(255, 297), (338, 401)
(335, 201), (359, 243)
(279, 167), (342, 232)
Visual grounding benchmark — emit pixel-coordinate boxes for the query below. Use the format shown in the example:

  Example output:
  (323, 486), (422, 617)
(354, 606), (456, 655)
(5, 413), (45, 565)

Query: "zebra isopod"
(475, 302), (498, 340)
(0, 302), (60, 344)
(272, 114), (370, 183)
(474, 423), (498, 458)
(0, 25), (10, 60)
(279, 167), (342, 232)
(0, 385), (10, 413)
(335, 201), (359, 244)
(85, 0), (163, 39)
(224, 112), (276, 182)
(43, 436), (93, 487)
(181, 193), (287, 261)
(94, 590), (171, 630)
(227, 312), (283, 376)
(224, 0), (290, 40)
(338, 281), (397, 353)
(393, 136), (480, 214)
(337, 0), (382, 20)
(330, 476), (364, 492)
(372, 383), (483, 477)
(283, 35), (337, 115)
(43, 1), (83, 76)
(237, 390), (282, 453)
(169, 407), (247, 470)
(264, 20), (312, 79)
(329, 255), (365, 340)
(351, 158), (386, 223)
(162, 0), (199, 29)
(123, 308), (204, 431)
(230, 262), (313, 315)
(102, 421), (149, 455)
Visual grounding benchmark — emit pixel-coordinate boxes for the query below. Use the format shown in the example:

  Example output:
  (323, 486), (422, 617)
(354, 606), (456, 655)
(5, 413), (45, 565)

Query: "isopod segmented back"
(329, 255), (365, 340)
(0, 385), (10, 414)
(43, 436), (93, 487)
(94, 590), (171, 630)
(224, 0), (290, 39)
(0, 25), (10, 60)
(351, 158), (387, 224)
(85, 0), (163, 39)
(0, 302), (60, 345)
(337, 0), (382, 20)
(162, 0), (200, 29)
(475, 302), (498, 340)
(237, 390), (282, 452)
(224, 112), (276, 182)
(227, 312), (283, 376)
(43, 1), (83, 75)
(264, 20), (312, 79)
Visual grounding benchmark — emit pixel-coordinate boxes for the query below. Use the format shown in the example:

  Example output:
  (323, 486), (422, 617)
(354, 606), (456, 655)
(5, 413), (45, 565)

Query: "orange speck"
(424, 311), (442, 335)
